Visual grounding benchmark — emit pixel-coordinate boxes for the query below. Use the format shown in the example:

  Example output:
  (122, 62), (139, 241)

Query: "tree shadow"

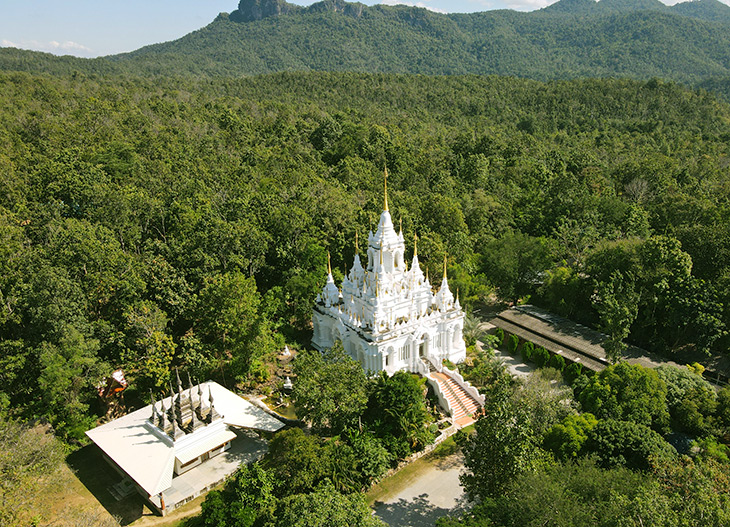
(374, 493), (467, 527)
(66, 445), (152, 525)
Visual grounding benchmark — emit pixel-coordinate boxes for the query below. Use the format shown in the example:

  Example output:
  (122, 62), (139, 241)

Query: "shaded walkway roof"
(490, 305), (681, 373)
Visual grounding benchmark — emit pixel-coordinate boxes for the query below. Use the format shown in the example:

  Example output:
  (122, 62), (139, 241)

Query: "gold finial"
(426, 267), (429, 282)
(399, 218), (403, 233)
(355, 231), (359, 253)
(384, 166), (389, 212)
(327, 252), (332, 275)
(413, 232), (418, 257)
(443, 254), (448, 280)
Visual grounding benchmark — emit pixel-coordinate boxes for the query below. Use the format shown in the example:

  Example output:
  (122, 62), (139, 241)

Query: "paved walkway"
(491, 347), (536, 379)
(373, 453), (470, 527)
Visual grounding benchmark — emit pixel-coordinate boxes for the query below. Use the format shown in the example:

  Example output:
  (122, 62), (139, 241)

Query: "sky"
(1, 0), (729, 58)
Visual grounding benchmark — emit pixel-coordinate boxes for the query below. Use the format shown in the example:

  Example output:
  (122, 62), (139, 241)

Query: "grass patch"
(431, 425), (474, 459)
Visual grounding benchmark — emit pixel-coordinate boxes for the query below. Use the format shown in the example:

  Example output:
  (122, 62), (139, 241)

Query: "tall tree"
(458, 381), (548, 500)
(592, 270), (639, 363)
(292, 343), (369, 435)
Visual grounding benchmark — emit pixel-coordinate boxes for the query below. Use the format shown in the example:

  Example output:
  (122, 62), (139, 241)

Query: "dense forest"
(2, 69), (730, 524)
(3, 0), (730, 94)
(2, 69), (730, 434)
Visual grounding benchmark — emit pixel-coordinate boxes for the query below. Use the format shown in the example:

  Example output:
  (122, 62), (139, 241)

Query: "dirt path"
(370, 452), (470, 527)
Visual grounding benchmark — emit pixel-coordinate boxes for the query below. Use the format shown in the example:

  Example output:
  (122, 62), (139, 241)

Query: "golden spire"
(383, 166), (389, 212)
(443, 254), (448, 280)
(399, 217), (403, 233)
(327, 251), (332, 275)
(355, 231), (359, 253)
(413, 232), (418, 257)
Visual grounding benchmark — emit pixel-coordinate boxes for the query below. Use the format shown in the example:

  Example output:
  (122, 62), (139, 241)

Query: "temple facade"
(312, 187), (466, 374)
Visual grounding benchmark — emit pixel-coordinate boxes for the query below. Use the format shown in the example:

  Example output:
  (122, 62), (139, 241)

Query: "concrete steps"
(431, 371), (482, 427)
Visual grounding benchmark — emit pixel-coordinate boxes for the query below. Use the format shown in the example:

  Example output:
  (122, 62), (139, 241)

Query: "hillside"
(3, 0), (730, 87)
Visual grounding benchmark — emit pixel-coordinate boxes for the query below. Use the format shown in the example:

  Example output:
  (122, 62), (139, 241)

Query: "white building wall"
(312, 204), (466, 376)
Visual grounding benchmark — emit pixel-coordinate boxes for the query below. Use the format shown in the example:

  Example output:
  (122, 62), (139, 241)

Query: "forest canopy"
(1, 71), (730, 440)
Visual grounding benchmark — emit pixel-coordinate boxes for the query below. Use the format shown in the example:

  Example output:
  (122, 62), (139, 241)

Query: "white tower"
(312, 171), (466, 374)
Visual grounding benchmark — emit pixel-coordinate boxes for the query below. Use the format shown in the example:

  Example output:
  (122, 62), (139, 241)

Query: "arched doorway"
(419, 333), (430, 359)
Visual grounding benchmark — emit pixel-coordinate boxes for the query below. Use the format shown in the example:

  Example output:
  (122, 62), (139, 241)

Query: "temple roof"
(86, 381), (284, 497)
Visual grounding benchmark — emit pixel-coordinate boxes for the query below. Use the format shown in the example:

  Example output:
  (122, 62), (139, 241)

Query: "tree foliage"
(292, 343), (369, 435)
(577, 362), (670, 431)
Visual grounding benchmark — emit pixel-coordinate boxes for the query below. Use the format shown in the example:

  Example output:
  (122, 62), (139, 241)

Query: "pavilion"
(86, 378), (284, 515)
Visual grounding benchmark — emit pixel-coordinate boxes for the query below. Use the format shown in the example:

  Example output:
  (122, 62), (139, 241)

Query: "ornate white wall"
(312, 202), (466, 374)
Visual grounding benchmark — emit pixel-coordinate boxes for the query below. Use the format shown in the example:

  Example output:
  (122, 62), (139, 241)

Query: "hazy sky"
(2, 0), (728, 58)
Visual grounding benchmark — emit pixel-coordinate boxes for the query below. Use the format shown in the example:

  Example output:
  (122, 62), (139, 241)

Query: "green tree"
(292, 343), (369, 435)
(199, 463), (278, 527)
(584, 419), (675, 471)
(193, 271), (276, 384)
(273, 482), (386, 527)
(120, 301), (175, 392)
(458, 382), (549, 500)
(513, 368), (577, 436)
(264, 428), (330, 497)
(655, 365), (717, 435)
(578, 362), (670, 431)
(481, 231), (554, 302)
(543, 412), (598, 460)
(592, 270), (639, 363)
(364, 371), (433, 456)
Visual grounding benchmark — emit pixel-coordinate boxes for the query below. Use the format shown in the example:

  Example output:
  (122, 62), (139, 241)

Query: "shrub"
(543, 413), (598, 460)
(564, 362), (583, 384)
(548, 354), (565, 372)
(533, 347), (550, 368)
(494, 327), (505, 346)
(507, 334), (520, 354)
(521, 341), (534, 362)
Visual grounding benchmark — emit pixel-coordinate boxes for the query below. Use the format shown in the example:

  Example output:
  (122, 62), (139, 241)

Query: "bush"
(564, 362), (583, 384)
(533, 347), (550, 367)
(584, 419), (675, 471)
(520, 341), (534, 362)
(548, 354), (565, 372)
(495, 327), (505, 346)
(507, 334), (520, 354)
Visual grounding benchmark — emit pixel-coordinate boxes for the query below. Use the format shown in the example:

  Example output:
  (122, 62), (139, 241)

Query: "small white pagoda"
(312, 174), (466, 374)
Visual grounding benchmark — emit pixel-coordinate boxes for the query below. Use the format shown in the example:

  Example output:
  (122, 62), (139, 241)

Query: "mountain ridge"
(2, 0), (730, 93)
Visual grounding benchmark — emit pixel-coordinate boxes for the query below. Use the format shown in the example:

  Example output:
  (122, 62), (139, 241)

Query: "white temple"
(312, 177), (466, 374)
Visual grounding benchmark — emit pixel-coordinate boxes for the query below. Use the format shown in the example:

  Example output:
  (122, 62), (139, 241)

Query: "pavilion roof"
(86, 381), (284, 497)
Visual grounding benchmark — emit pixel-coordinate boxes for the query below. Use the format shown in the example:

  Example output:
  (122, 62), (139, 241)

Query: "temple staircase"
(423, 359), (482, 428)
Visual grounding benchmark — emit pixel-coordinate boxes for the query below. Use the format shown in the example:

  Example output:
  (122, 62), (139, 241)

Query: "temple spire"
(413, 232), (418, 258)
(443, 254), (448, 281)
(159, 397), (167, 428)
(355, 231), (359, 253)
(150, 390), (157, 422)
(383, 166), (389, 212)
(327, 252), (332, 275)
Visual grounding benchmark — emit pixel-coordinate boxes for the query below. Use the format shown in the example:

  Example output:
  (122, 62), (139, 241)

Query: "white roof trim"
(86, 381), (284, 497)
(208, 382), (285, 432)
(176, 429), (237, 465)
